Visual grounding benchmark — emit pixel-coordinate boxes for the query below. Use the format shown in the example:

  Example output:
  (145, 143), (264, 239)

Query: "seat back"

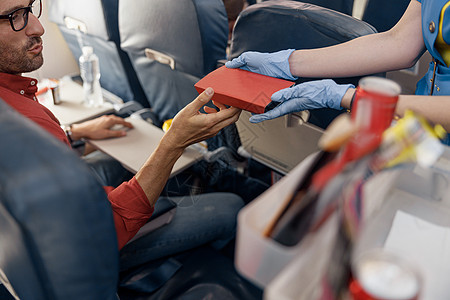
(48, 0), (148, 107)
(0, 99), (119, 299)
(230, 0), (379, 173)
(119, 0), (228, 122)
(262, 0), (354, 15)
(362, 0), (410, 32)
(230, 0), (379, 129)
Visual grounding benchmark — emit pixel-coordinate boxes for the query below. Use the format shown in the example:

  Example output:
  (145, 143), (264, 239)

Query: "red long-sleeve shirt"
(0, 73), (154, 249)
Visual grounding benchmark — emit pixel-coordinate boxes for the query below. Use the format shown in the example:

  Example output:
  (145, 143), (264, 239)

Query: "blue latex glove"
(249, 79), (354, 123)
(225, 49), (298, 81)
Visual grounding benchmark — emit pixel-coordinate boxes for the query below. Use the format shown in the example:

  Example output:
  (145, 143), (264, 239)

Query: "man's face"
(0, 0), (45, 75)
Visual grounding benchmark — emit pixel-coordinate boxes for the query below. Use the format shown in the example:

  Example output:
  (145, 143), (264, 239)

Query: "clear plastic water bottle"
(79, 46), (103, 107)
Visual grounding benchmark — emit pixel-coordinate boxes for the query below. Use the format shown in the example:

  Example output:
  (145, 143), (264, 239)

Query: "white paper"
(384, 210), (450, 300)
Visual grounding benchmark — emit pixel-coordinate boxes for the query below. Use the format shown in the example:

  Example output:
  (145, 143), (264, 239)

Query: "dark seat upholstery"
(0, 99), (119, 300)
(229, 0), (379, 128)
(48, 0), (149, 107)
(362, 0), (410, 32)
(118, 246), (263, 300)
(118, 0), (229, 122)
(263, 0), (354, 15)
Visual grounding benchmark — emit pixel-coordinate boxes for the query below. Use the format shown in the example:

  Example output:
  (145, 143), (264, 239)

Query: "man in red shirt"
(0, 0), (244, 270)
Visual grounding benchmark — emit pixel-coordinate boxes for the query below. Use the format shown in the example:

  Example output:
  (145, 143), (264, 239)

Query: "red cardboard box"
(194, 66), (294, 114)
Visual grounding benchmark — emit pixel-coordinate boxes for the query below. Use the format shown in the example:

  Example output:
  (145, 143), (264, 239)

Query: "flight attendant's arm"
(289, 0), (425, 78)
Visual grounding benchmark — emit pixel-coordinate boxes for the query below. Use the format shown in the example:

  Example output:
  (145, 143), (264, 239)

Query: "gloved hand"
(249, 79), (354, 123)
(225, 49), (298, 81)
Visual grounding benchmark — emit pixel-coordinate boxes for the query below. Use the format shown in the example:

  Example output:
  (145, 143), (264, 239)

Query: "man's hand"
(225, 49), (298, 81)
(162, 87), (241, 151)
(135, 87), (241, 206)
(70, 115), (134, 140)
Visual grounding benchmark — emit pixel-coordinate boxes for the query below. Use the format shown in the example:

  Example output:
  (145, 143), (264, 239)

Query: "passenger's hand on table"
(249, 79), (354, 123)
(163, 87), (241, 150)
(70, 115), (134, 140)
(225, 49), (298, 80)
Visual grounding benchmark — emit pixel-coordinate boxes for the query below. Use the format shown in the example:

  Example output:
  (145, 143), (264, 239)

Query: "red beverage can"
(343, 77), (401, 161)
(352, 77), (401, 137)
(349, 250), (421, 300)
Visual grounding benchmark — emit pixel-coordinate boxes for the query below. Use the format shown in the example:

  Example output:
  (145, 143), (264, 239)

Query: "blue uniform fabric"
(416, 0), (450, 144)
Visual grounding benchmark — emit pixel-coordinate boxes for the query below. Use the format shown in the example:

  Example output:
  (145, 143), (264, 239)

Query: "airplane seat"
(118, 0), (229, 123)
(361, 0), (410, 33)
(0, 99), (119, 299)
(262, 0), (354, 15)
(0, 98), (263, 299)
(118, 0), (271, 210)
(229, 0), (381, 129)
(48, 0), (149, 108)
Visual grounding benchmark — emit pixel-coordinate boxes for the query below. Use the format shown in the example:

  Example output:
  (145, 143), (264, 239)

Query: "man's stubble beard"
(0, 37), (44, 74)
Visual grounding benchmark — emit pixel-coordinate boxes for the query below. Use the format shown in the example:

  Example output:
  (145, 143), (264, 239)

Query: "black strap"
(119, 258), (182, 293)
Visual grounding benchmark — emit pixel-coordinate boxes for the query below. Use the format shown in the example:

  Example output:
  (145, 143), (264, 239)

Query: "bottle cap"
(82, 46), (94, 56)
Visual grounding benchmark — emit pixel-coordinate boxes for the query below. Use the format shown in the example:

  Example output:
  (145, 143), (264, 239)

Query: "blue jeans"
(83, 150), (133, 187)
(119, 192), (244, 271)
